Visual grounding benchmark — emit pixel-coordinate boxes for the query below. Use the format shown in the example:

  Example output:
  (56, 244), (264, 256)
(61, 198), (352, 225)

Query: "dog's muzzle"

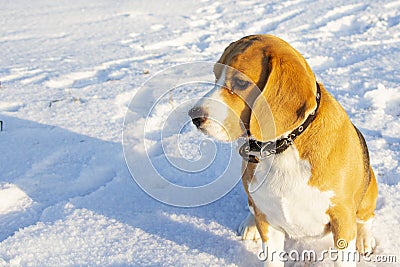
(188, 106), (208, 128)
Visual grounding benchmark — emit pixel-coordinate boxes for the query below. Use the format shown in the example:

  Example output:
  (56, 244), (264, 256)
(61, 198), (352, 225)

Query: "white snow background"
(1, 0), (400, 266)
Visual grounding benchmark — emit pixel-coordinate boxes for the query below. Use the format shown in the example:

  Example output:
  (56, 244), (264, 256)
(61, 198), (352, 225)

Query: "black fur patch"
(296, 102), (307, 120)
(354, 125), (371, 184)
(256, 54), (271, 91)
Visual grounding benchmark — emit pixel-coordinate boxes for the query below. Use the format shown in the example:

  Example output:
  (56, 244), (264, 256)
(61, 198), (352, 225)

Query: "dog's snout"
(192, 116), (207, 128)
(189, 107), (208, 128)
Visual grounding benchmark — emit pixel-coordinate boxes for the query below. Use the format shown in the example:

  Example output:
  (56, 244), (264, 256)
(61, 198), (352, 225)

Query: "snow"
(0, 0), (399, 266)
(0, 184), (32, 215)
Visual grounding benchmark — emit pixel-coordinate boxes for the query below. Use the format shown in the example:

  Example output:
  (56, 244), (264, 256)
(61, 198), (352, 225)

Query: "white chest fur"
(249, 146), (334, 239)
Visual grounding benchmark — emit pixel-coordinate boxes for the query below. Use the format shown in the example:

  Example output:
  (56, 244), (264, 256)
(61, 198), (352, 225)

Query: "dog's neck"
(240, 82), (321, 163)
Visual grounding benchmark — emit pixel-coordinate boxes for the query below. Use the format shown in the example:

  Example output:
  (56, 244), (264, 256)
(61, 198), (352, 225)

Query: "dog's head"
(189, 35), (318, 142)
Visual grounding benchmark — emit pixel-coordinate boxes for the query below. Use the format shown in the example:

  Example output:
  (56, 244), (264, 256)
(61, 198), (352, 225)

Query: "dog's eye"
(233, 77), (250, 90)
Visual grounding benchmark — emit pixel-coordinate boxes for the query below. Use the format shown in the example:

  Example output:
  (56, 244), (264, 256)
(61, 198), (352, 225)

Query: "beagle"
(189, 35), (378, 266)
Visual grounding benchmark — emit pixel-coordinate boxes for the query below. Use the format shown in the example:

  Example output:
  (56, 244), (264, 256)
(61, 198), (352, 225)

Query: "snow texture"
(0, 0), (399, 266)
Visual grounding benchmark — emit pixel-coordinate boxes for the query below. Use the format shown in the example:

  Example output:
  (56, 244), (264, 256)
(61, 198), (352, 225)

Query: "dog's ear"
(249, 50), (317, 141)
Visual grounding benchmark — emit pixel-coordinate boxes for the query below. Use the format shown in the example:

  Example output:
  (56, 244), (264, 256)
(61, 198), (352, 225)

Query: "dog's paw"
(238, 212), (261, 240)
(356, 233), (376, 255)
(356, 220), (376, 255)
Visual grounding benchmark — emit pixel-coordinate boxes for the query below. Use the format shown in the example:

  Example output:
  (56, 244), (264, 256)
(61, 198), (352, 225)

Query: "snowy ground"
(1, 0), (400, 266)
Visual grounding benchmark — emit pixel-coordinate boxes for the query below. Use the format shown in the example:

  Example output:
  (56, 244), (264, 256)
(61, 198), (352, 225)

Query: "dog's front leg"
(328, 206), (357, 267)
(254, 211), (285, 267)
(238, 209), (261, 240)
(239, 162), (262, 240)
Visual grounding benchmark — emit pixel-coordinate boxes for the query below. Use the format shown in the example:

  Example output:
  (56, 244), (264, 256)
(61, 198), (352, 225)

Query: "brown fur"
(218, 35), (378, 251)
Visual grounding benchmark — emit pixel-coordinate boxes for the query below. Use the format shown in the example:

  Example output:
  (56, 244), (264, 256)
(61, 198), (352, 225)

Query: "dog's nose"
(192, 116), (207, 128)
(188, 107), (208, 128)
